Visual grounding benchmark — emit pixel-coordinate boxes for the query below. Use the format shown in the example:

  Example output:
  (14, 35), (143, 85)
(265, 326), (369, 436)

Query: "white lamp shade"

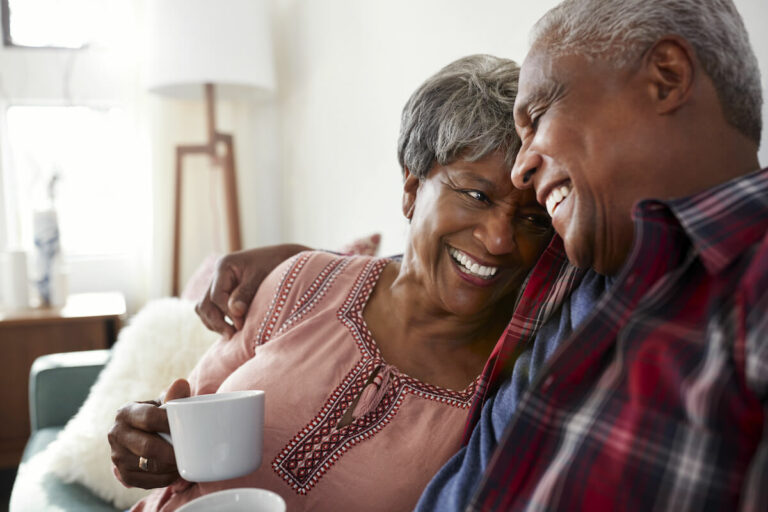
(146, 0), (275, 100)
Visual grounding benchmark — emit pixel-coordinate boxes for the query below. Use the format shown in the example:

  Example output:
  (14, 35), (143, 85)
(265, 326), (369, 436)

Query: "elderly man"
(418, 0), (766, 510)
(196, 0), (767, 510)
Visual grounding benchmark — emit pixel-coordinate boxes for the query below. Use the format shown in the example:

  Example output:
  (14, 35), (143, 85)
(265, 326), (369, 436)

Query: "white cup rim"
(162, 390), (264, 408)
(176, 487), (285, 512)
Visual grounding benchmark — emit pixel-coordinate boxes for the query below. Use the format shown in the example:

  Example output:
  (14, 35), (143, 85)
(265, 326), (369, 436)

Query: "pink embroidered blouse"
(132, 251), (478, 512)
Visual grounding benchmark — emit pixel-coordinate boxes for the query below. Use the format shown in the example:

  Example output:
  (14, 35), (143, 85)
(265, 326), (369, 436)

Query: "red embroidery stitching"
(271, 256), (478, 495)
(277, 258), (348, 337)
(253, 254), (348, 348)
(253, 253), (309, 347)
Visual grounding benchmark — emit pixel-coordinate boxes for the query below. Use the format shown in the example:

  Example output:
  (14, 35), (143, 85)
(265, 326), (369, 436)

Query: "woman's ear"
(402, 167), (419, 221)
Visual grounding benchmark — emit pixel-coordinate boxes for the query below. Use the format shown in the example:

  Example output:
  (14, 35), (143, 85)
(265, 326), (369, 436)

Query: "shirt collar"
(635, 167), (768, 275)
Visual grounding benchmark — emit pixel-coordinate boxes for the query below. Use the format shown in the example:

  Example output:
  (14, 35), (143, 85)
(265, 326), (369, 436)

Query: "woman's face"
(403, 150), (552, 317)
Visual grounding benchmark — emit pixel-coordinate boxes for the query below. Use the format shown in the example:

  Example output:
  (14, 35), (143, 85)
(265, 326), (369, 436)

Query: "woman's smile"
(447, 245), (502, 287)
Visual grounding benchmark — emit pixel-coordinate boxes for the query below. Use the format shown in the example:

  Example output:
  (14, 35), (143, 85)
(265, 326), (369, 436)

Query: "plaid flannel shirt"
(464, 167), (768, 511)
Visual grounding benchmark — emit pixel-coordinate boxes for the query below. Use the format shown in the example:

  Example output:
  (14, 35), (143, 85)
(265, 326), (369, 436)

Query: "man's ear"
(402, 167), (419, 221)
(643, 36), (695, 114)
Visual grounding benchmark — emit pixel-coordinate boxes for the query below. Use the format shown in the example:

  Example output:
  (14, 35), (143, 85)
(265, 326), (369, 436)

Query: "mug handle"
(158, 403), (173, 445)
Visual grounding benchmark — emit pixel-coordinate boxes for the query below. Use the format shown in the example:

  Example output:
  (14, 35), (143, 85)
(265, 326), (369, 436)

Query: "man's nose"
(511, 147), (540, 190)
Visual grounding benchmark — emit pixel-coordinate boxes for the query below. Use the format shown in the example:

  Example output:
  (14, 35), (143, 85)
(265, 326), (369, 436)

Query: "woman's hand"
(108, 379), (191, 489)
(195, 244), (309, 338)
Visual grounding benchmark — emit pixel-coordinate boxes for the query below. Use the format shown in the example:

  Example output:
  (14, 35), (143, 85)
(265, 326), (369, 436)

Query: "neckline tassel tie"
(351, 363), (395, 419)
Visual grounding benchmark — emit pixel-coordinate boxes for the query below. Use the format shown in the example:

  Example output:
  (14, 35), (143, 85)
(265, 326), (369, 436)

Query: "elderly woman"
(109, 54), (552, 511)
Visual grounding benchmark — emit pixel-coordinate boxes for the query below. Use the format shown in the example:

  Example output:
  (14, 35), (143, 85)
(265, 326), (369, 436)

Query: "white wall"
(2, 0), (765, 305)
(262, 0), (768, 257)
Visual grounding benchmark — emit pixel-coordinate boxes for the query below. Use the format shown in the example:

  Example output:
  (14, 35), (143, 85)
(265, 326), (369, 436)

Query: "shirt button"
(542, 375), (554, 390)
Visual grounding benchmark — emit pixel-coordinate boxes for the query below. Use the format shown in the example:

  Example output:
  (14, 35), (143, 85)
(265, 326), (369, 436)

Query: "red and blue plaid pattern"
(462, 236), (585, 443)
(466, 168), (768, 511)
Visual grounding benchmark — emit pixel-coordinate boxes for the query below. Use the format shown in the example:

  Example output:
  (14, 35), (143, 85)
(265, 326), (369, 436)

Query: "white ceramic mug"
(176, 488), (286, 512)
(159, 390), (265, 482)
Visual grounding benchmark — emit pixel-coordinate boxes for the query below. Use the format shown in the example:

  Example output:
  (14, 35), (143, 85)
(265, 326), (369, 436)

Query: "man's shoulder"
(739, 227), (768, 308)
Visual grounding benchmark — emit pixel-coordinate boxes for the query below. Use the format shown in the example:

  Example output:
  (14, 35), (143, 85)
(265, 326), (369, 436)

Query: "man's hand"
(108, 379), (191, 489)
(195, 244), (309, 339)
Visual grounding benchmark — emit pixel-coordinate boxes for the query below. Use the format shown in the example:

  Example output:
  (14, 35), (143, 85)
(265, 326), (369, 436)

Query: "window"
(0, 0), (149, 309)
(2, 0), (98, 48)
(6, 105), (146, 257)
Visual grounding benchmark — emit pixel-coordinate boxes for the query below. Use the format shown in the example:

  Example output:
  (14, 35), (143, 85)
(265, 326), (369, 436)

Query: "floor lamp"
(146, 0), (275, 296)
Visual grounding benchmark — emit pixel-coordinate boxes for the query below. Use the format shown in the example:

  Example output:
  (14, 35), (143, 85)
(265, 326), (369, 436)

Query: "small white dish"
(176, 488), (286, 512)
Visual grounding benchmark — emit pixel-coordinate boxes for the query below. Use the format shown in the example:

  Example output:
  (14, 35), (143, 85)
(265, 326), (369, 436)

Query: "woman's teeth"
(448, 247), (498, 279)
(545, 184), (572, 217)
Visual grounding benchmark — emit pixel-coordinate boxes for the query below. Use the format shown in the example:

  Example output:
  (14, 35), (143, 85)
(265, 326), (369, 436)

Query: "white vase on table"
(33, 209), (62, 307)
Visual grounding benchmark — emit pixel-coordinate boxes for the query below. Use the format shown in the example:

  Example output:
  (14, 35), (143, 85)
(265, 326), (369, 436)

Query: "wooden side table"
(0, 292), (126, 468)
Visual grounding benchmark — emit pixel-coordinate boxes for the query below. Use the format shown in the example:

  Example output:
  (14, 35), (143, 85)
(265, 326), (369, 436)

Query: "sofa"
(10, 349), (120, 511)
(8, 296), (220, 512)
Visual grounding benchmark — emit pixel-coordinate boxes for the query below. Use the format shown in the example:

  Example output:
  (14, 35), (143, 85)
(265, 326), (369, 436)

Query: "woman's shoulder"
(260, 250), (387, 302)
(247, 251), (389, 345)
(284, 249), (386, 271)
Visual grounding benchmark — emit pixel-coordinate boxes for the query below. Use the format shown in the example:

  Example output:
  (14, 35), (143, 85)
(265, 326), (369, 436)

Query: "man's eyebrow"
(515, 77), (564, 122)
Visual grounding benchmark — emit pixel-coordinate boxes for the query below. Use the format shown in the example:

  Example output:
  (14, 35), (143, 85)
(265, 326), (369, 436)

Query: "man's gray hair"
(397, 54), (520, 180)
(531, 0), (762, 144)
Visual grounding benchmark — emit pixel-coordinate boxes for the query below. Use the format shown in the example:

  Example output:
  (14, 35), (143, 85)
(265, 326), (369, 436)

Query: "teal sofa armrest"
(29, 350), (110, 432)
(12, 349), (118, 512)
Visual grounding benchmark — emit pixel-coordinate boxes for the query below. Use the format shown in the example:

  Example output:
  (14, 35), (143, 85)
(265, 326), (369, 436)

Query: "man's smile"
(544, 181), (572, 217)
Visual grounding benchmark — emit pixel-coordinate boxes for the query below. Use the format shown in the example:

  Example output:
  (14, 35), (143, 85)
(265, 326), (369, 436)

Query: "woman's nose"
(474, 213), (516, 256)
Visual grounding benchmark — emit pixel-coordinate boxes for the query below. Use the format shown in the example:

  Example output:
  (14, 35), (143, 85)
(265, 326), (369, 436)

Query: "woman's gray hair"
(531, 0), (762, 144)
(397, 54), (520, 180)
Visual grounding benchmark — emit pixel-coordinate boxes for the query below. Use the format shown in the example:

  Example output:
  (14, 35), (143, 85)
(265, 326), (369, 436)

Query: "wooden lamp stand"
(171, 83), (242, 296)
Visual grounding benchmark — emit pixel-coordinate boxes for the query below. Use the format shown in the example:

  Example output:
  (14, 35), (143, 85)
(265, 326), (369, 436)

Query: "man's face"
(511, 48), (657, 275)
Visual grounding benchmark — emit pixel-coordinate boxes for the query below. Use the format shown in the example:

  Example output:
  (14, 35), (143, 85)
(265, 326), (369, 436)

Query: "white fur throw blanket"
(13, 298), (219, 510)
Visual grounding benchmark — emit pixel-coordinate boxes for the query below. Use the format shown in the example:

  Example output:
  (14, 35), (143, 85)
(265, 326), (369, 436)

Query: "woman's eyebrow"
(452, 171), (496, 189)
